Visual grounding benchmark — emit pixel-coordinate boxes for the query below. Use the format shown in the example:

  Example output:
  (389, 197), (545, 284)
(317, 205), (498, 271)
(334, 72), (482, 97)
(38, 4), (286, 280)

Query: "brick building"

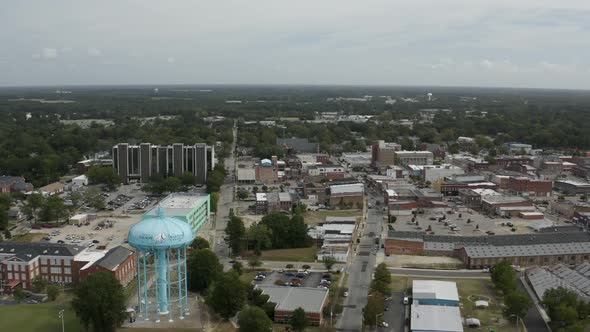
(255, 158), (279, 184)
(371, 140), (401, 169)
(0, 176), (33, 193)
(78, 246), (136, 286)
(329, 183), (364, 207)
(256, 285), (329, 325)
(255, 192), (294, 215)
(507, 177), (552, 197)
(481, 195), (534, 216)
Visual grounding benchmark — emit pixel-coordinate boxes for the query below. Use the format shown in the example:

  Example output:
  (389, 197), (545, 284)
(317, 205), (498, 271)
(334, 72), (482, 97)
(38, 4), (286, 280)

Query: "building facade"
(143, 193), (210, 235)
(394, 151), (434, 166)
(371, 140), (401, 169)
(112, 143), (215, 184)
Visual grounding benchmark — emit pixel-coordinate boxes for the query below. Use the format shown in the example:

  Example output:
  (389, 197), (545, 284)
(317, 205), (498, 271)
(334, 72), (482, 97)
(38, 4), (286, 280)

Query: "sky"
(1, 0), (590, 89)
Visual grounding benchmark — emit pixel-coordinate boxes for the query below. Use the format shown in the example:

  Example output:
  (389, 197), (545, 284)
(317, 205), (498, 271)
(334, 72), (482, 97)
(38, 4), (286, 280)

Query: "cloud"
(167, 57), (175, 64)
(479, 59), (494, 69)
(87, 47), (102, 57)
(42, 48), (57, 58)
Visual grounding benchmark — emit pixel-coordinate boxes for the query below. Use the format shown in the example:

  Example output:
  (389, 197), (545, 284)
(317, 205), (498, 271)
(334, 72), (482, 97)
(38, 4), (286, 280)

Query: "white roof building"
(330, 183), (364, 195)
(411, 304), (463, 332)
(413, 280), (460, 303)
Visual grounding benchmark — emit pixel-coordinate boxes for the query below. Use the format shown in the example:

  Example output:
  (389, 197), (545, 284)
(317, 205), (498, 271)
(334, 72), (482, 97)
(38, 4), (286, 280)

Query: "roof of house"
(93, 246), (134, 271)
(410, 303), (463, 332)
(256, 285), (329, 313)
(325, 216), (357, 224)
(0, 242), (85, 262)
(413, 280), (459, 302)
(330, 183), (364, 195)
(39, 182), (64, 192)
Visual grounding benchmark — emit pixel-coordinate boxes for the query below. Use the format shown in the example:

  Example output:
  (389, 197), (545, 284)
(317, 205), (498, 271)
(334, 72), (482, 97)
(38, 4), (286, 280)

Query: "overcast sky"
(2, 0), (590, 89)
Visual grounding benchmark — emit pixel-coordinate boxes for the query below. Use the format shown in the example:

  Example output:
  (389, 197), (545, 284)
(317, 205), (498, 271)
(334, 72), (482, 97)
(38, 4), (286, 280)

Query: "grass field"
(390, 276), (519, 332)
(10, 232), (47, 242)
(257, 246), (317, 262)
(304, 210), (360, 226)
(0, 303), (83, 332)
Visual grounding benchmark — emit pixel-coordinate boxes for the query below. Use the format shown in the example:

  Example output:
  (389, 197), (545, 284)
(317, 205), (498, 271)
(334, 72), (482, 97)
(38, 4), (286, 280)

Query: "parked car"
(403, 296), (410, 305)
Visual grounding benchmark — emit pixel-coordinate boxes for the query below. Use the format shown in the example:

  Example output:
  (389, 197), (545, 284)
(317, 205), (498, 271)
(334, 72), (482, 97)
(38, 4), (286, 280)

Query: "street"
(337, 188), (385, 331)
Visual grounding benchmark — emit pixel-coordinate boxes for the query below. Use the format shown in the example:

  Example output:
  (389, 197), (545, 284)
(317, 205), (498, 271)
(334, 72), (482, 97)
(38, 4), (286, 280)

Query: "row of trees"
(490, 262), (532, 322)
(363, 263), (392, 327)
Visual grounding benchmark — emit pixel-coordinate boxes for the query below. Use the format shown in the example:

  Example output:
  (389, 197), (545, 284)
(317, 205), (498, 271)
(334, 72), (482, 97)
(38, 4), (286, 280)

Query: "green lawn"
(0, 303), (83, 332)
(390, 276), (518, 332)
(257, 246), (318, 262)
(304, 210), (360, 226)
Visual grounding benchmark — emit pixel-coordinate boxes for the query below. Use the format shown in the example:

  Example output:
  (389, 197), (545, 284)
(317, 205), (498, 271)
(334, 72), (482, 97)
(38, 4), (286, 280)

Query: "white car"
(343, 291), (349, 297)
(379, 322), (389, 327)
(403, 296), (409, 305)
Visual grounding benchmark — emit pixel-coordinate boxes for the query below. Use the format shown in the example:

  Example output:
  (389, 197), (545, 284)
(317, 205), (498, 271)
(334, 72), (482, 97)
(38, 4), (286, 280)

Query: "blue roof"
(128, 207), (194, 250)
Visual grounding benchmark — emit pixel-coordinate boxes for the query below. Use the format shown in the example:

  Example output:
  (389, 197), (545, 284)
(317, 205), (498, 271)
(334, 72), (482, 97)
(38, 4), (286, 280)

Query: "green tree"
(71, 272), (126, 332)
(87, 166), (121, 191)
(504, 291), (532, 320)
(226, 215), (246, 255)
(247, 223), (272, 255)
(238, 306), (273, 332)
(179, 171), (197, 187)
(163, 176), (182, 193)
(206, 271), (247, 320)
(31, 275), (47, 293)
(210, 191), (220, 213)
(187, 249), (222, 292)
(84, 188), (106, 210)
(362, 292), (385, 327)
(237, 190), (249, 200)
(248, 255), (262, 268)
(22, 193), (45, 223)
(47, 284), (60, 301)
(191, 236), (210, 250)
(39, 196), (69, 223)
(322, 256), (337, 271)
(491, 261), (516, 293)
(232, 261), (244, 275)
(370, 263), (392, 297)
(290, 307), (309, 332)
(542, 287), (587, 331)
(247, 286), (270, 307)
(0, 209), (8, 231)
(13, 286), (25, 303)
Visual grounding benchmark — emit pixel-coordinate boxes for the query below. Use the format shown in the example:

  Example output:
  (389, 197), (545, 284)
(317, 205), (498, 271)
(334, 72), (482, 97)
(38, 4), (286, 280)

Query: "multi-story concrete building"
(371, 140), (401, 169)
(394, 151), (434, 166)
(112, 143), (215, 184)
(143, 193), (210, 235)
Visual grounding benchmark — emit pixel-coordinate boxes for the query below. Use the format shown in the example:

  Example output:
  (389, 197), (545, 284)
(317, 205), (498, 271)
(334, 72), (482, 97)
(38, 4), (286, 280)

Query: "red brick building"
(78, 246), (136, 286)
(256, 285), (329, 325)
(507, 177), (552, 197)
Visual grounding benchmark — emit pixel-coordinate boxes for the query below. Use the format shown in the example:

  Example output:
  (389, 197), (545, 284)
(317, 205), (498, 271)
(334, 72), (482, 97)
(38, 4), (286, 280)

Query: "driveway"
(517, 278), (550, 332)
(381, 292), (405, 332)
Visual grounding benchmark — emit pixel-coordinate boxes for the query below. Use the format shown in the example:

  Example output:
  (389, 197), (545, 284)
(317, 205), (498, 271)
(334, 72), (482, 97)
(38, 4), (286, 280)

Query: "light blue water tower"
(128, 207), (194, 322)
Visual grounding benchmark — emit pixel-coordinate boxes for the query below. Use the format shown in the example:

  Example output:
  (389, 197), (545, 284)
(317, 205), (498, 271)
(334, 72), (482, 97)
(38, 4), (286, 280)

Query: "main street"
(213, 120), (237, 260)
(337, 187), (385, 331)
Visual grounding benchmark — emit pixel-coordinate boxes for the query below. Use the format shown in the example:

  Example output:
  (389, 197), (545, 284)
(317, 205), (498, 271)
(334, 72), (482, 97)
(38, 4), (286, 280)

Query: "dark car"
(296, 273), (306, 278)
(57, 240), (65, 244)
(285, 272), (295, 277)
(92, 239), (100, 244)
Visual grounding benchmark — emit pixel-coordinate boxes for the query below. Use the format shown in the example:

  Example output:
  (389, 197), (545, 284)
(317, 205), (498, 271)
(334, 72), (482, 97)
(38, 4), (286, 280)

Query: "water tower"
(128, 207), (194, 322)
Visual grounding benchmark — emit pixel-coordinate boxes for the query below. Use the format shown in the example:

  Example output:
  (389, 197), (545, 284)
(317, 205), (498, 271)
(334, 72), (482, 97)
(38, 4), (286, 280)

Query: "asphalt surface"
(389, 268), (490, 279)
(517, 278), (550, 332)
(214, 121), (237, 260)
(381, 292), (405, 332)
(337, 190), (384, 331)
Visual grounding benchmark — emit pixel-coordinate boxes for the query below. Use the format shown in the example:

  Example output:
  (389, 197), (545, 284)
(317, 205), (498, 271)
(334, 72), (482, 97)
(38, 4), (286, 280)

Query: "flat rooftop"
(256, 286), (329, 313)
(411, 304), (463, 332)
(145, 193), (208, 217)
(413, 280), (459, 302)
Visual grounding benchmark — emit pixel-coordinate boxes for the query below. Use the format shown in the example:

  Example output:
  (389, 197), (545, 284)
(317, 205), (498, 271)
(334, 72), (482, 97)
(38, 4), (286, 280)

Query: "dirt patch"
(384, 254), (464, 269)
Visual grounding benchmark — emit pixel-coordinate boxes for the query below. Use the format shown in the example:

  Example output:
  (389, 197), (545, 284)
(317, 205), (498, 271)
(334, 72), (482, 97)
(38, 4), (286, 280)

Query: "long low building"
(256, 285), (329, 325)
(143, 193), (210, 235)
(386, 230), (590, 269)
(411, 280), (463, 332)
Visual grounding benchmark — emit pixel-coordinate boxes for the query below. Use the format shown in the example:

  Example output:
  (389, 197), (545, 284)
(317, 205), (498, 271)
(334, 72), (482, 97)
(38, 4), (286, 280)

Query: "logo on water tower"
(154, 233), (168, 243)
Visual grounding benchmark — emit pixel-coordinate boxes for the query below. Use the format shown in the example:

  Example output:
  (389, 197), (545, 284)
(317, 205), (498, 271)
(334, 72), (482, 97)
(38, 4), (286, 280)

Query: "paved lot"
(253, 271), (327, 288)
(381, 292), (405, 332)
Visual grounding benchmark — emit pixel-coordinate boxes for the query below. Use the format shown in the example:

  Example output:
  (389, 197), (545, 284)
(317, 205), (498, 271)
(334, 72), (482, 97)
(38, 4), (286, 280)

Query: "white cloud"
(167, 57), (175, 64)
(42, 48), (57, 58)
(87, 47), (102, 57)
(480, 59), (494, 69)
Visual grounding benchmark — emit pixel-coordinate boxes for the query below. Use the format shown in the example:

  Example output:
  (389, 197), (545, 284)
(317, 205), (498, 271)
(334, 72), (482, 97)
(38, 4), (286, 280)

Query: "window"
(558, 257), (562, 261)
(21, 273), (25, 280)
(64, 268), (71, 274)
(8, 273), (12, 279)
(64, 259), (71, 266)
(41, 267), (48, 273)
(14, 273), (19, 280)
(50, 267), (61, 274)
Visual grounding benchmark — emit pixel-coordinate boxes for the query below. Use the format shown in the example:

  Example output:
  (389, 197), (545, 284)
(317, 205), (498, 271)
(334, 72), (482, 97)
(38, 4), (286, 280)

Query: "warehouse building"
(413, 280), (460, 306)
(554, 180), (590, 195)
(256, 285), (329, 325)
(411, 280), (463, 332)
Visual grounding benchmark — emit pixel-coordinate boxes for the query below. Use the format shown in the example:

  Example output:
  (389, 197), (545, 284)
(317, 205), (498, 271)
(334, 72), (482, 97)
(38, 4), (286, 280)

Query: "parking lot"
(253, 270), (332, 289)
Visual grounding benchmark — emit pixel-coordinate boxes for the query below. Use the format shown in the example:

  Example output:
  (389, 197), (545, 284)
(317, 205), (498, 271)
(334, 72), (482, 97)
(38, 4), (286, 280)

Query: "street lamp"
(58, 309), (65, 332)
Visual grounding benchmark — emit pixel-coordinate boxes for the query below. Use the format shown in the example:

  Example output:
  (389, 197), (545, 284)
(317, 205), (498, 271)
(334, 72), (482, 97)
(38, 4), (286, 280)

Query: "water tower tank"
(128, 207), (194, 322)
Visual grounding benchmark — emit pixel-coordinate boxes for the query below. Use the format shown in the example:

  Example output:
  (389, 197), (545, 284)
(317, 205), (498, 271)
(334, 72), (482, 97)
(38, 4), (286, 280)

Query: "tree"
(31, 275), (47, 293)
(39, 196), (69, 223)
(248, 255), (262, 268)
(206, 271), (247, 320)
(237, 190), (249, 200)
(491, 261), (516, 293)
(322, 256), (337, 271)
(187, 249), (222, 292)
(210, 191), (220, 213)
(504, 291), (532, 319)
(232, 261), (244, 275)
(87, 166), (121, 191)
(290, 307), (309, 332)
(47, 284), (60, 301)
(163, 176), (182, 193)
(542, 287), (588, 331)
(13, 286), (25, 302)
(362, 293), (384, 327)
(238, 306), (273, 332)
(207, 165), (227, 193)
(71, 271), (126, 332)
(23, 193), (44, 223)
(191, 236), (210, 250)
(371, 263), (392, 296)
(226, 215), (246, 255)
(247, 223), (272, 255)
(84, 187), (106, 210)
(179, 171), (197, 188)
